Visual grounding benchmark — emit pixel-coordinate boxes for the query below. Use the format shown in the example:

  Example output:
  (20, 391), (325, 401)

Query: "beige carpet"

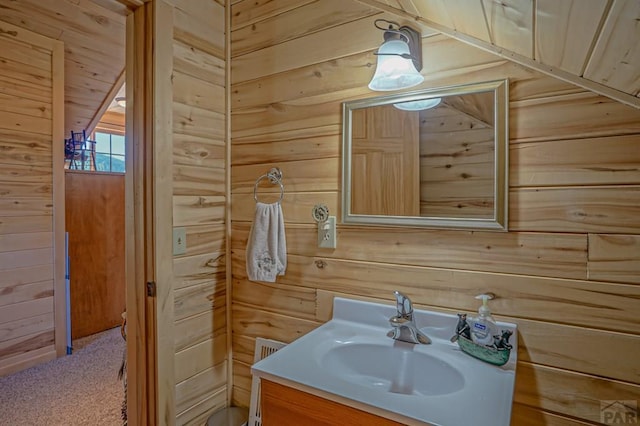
(0, 327), (125, 425)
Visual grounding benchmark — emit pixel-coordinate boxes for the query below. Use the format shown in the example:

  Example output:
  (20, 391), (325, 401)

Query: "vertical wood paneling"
(583, 0), (640, 95)
(535, 0), (609, 75)
(482, 0), (533, 58)
(230, 2), (640, 424)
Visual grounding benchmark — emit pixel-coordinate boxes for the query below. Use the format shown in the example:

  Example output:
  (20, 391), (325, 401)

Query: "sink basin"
(252, 297), (518, 426)
(321, 342), (465, 396)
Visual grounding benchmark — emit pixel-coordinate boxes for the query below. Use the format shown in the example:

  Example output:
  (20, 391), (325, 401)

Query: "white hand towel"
(246, 202), (287, 282)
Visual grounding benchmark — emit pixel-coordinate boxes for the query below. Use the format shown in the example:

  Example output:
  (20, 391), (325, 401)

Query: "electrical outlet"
(317, 216), (337, 249)
(173, 227), (187, 255)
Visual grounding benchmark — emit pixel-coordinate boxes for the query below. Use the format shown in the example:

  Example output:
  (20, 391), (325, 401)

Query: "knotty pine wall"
(229, 2), (640, 425)
(169, 0), (227, 424)
(0, 21), (64, 377)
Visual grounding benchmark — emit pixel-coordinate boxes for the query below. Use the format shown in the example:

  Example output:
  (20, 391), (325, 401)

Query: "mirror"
(342, 79), (508, 230)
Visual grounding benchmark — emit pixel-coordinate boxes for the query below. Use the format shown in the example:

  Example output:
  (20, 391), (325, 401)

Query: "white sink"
(321, 342), (465, 396)
(251, 297), (518, 426)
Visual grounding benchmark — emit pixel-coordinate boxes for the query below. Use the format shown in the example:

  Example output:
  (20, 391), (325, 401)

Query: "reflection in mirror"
(342, 79), (508, 230)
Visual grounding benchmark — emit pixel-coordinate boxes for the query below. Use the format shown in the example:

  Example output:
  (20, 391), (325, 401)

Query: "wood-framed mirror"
(341, 79), (509, 231)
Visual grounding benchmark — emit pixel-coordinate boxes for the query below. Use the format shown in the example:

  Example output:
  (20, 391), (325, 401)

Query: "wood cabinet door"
(261, 380), (406, 426)
(65, 172), (125, 339)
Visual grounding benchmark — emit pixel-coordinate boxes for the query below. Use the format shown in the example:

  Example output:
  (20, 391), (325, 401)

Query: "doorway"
(0, 1), (156, 423)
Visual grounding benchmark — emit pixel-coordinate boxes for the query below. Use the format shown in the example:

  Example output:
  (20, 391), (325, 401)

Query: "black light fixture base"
(398, 25), (423, 72)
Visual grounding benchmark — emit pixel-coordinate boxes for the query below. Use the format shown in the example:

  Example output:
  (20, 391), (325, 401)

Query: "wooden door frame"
(124, 1), (175, 424)
(125, 5), (152, 425)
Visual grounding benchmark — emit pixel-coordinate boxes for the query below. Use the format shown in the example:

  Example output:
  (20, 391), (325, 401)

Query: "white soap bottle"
(469, 294), (498, 346)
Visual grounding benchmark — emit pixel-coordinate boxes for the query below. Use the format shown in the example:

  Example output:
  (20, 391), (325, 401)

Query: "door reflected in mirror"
(342, 79), (508, 230)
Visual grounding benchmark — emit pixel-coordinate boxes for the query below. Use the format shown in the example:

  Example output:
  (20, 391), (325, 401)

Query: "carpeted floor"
(0, 327), (126, 425)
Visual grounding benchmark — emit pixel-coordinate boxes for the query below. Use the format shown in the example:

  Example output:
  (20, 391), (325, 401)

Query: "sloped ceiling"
(0, 0), (127, 137)
(1, 0), (637, 138)
(356, 0), (640, 109)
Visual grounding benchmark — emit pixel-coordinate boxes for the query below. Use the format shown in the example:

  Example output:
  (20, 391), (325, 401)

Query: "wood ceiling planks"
(0, 0), (126, 136)
(535, 0), (610, 75)
(584, 0), (640, 96)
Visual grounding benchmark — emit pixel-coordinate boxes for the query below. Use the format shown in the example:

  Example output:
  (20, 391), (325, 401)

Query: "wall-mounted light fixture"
(393, 97), (441, 111)
(368, 19), (424, 91)
(115, 96), (126, 108)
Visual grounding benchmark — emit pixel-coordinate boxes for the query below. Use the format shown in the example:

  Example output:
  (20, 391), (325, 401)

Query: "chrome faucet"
(387, 291), (431, 344)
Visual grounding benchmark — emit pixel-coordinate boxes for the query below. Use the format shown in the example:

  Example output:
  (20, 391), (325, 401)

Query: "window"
(93, 131), (125, 173)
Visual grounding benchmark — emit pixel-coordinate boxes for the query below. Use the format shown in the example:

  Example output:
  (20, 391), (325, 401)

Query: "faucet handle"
(393, 291), (413, 316)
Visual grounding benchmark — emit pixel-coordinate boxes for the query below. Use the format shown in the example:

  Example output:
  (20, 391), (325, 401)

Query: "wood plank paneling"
(173, 39), (225, 86)
(442, 0), (490, 43)
(232, 252), (640, 335)
(510, 92), (640, 142)
(170, 0), (227, 421)
(231, 0), (316, 31)
(231, 14), (383, 84)
(231, 0), (379, 58)
(0, 20), (62, 376)
(174, 308), (226, 353)
(233, 223), (588, 280)
(510, 186), (640, 234)
(583, 0), (640, 95)
(483, 0), (533, 58)
(0, 0), (126, 135)
(515, 362), (640, 424)
(588, 234), (640, 284)
(175, 361), (227, 415)
(175, 333), (227, 384)
(535, 0), (609, 75)
(176, 388), (227, 426)
(0, 129), (52, 166)
(511, 134), (640, 187)
(173, 133), (225, 168)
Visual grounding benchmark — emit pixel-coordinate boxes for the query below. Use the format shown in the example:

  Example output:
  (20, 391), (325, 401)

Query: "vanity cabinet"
(261, 379), (406, 426)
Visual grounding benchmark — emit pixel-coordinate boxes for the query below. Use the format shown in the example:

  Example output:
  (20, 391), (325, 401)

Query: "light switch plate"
(318, 216), (337, 249)
(173, 227), (187, 255)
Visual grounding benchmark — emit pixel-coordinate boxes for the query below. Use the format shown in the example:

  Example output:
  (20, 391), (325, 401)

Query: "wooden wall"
(169, 0), (228, 424)
(65, 171), (125, 339)
(0, 0), (126, 137)
(229, 2), (640, 425)
(0, 21), (64, 377)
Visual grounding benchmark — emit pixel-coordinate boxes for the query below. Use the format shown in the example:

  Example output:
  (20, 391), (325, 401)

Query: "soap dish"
(451, 313), (513, 366)
(456, 335), (511, 366)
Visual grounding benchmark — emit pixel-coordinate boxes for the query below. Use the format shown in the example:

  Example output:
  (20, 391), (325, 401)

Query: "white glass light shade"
(393, 97), (441, 111)
(368, 39), (424, 91)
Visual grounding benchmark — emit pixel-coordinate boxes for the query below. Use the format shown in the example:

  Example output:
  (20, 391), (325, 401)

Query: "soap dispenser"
(468, 293), (498, 346)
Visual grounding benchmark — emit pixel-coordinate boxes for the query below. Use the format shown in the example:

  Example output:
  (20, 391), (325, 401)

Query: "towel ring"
(253, 167), (284, 203)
